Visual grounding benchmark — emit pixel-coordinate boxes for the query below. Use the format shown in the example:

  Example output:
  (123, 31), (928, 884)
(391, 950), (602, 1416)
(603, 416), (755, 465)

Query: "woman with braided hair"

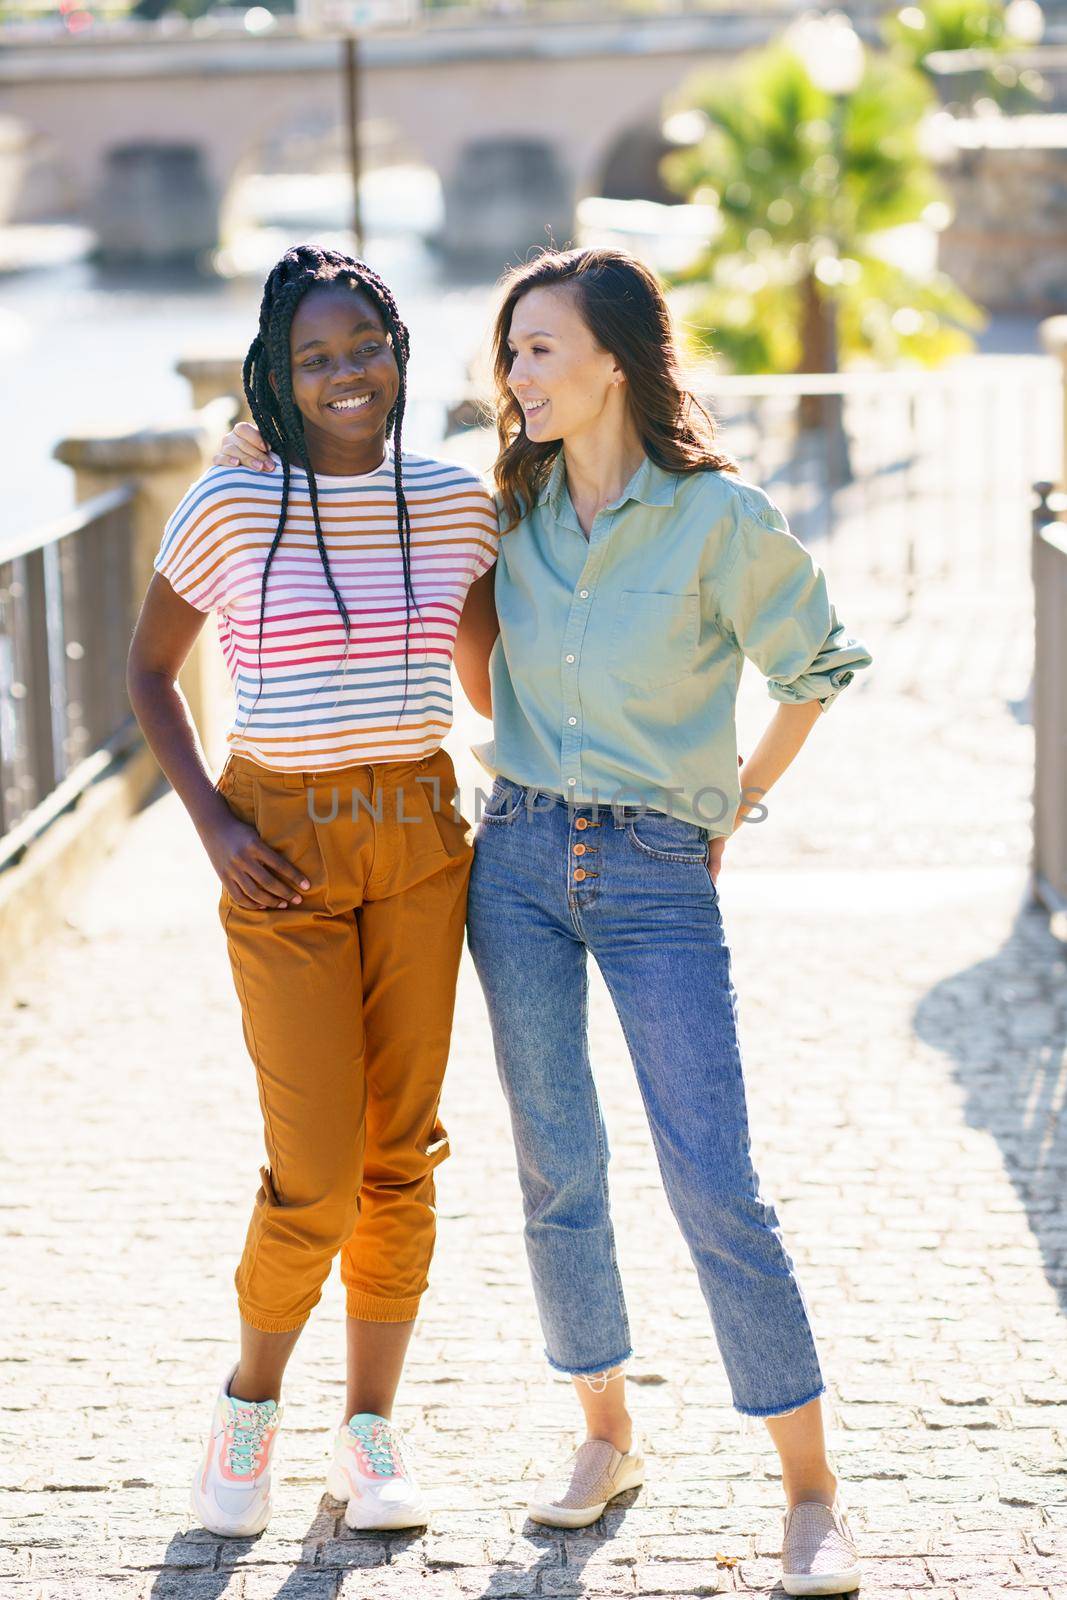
(222, 245), (872, 1596)
(127, 244), (498, 1538)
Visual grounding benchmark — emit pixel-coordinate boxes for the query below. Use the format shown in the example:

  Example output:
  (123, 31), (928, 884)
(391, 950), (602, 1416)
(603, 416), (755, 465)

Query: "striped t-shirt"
(154, 448), (499, 771)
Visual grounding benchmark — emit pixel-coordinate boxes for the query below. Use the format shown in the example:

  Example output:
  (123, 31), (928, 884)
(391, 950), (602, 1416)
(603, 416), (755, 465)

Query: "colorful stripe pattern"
(154, 450), (498, 771)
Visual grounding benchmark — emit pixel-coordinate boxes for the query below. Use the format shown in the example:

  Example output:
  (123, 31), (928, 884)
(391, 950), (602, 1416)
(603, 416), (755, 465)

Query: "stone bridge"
(1, 8), (803, 259)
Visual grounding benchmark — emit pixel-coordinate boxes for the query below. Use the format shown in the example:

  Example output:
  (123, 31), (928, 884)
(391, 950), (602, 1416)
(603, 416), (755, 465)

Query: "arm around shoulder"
(454, 562), (498, 719)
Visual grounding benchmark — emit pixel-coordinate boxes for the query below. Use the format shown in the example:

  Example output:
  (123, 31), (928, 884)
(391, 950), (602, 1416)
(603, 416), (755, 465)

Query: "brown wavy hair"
(492, 247), (736, 532)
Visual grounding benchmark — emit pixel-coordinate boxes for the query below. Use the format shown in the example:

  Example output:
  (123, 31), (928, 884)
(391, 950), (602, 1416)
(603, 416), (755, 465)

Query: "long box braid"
(241, 243), (422, 733)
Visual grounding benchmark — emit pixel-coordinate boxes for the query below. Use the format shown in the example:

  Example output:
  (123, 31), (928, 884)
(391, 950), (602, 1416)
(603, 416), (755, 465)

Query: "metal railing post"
(1031, 482), (1067, 917)
(22, 547), (56, 807)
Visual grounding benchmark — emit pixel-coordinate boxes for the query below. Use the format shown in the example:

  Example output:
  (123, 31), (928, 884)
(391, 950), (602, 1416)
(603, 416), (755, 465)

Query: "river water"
(2, 170), (1049, 558)
(2, 190), (499, 551)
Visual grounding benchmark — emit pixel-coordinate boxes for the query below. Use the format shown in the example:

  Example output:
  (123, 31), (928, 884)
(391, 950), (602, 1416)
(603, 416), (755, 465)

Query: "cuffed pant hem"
(238, 1301), (312, 1335)
(545, 1347), (633, 1378)
(733, 1381), (827, 1420)
(345, 1286), (423, 1323)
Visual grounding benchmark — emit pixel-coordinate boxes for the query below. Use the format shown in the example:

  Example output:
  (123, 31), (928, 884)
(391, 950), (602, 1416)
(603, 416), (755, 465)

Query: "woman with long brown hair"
(218, 246), (871, 1595)
(465, 247), (870, 1596)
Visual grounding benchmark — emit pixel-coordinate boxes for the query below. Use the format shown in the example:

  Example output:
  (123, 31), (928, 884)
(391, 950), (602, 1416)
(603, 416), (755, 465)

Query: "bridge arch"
(590, 115), (683, 206)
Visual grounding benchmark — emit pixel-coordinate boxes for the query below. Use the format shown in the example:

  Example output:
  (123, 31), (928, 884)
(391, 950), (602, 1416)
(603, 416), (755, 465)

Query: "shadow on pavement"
(914, 895), (1067, 1317)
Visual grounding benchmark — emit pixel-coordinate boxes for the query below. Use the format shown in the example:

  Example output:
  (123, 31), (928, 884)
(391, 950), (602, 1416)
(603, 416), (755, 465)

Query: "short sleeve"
(153, 469), (232, 614)
(465, 479), (500, 582)
(717, 484), (872, 712)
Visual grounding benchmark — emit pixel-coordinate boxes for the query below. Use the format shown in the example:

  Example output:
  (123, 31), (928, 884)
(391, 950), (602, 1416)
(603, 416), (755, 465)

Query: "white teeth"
(524, 399), (548, 414)
(329, 394), (372, 412)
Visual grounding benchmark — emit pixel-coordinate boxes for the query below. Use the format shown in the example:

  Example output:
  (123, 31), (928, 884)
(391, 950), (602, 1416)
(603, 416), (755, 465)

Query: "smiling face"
(275, 283), (400, 474)
(506, 284), (623, 446)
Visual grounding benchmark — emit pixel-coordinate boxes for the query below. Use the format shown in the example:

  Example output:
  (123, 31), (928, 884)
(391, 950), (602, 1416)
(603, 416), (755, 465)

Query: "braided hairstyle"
(241, 243), (420, 730)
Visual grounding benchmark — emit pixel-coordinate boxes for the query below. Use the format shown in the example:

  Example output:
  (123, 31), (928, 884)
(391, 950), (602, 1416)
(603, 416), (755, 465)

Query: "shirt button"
(573, 868), (587, 882)
(579, 589), (589, 599)
(568, 716), (577, 726)
(567, 777), (577, 786)
(565, 654), (575, 664)
(575, 816), (588, 828)
(573, 843), (586, 856)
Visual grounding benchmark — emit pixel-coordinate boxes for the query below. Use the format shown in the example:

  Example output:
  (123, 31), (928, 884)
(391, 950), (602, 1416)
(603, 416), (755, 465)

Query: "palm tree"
(883, 0), (1046, 112)
(663, 40), (984, 380)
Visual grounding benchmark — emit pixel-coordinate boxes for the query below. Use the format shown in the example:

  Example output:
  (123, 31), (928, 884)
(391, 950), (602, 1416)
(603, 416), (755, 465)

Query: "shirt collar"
(537, 450), (678, 527)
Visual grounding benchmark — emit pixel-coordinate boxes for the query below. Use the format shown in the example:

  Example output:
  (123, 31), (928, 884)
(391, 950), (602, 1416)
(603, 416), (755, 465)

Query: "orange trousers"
(213, 744), (473, 1334)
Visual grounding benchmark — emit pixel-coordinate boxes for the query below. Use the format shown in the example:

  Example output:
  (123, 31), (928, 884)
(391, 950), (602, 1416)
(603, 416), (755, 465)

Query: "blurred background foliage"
(663, 23), (995, 374)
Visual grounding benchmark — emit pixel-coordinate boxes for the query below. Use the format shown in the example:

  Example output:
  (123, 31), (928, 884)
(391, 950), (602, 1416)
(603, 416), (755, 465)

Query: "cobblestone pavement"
(3, 549), (1066, 1600)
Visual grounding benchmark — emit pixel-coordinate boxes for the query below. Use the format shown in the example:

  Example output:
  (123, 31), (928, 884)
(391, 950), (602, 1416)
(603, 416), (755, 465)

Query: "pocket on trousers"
(406, 763), (472, 868)
(257, 1163), (283, 1208)
(479, 775), (526, 824)
(215, 759), (256, 818)
(421, 1119), (451, 1172)
(626, 810), (710, 863)
(703, 845), (720, 896)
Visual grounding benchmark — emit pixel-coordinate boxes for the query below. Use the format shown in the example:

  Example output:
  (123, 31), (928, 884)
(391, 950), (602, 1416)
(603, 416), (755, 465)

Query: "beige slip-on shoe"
(781, 1497), (861, 1595)
(527, 1436), (646, 1529)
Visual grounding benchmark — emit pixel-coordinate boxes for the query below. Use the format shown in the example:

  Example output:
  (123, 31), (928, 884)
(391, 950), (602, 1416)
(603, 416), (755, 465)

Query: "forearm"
(126, 667), (231, 839)
(454, 657), (493, 719)
(454, 566), (498, 719)
(735, 698), (824, 830)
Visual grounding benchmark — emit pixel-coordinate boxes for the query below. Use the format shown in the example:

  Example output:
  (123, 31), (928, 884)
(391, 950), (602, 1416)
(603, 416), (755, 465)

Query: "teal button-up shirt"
(472, 451), (873, 835)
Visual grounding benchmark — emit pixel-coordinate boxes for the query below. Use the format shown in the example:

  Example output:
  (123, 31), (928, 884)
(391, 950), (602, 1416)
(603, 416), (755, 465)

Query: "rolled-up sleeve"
(717, 485), (872, 712)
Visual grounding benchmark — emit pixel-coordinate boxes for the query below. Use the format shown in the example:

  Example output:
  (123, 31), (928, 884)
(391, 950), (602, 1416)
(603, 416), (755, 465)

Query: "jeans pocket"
(626, 810), (710, 863)
(479, 776), (526, 824)
(703, 839), (720, 895)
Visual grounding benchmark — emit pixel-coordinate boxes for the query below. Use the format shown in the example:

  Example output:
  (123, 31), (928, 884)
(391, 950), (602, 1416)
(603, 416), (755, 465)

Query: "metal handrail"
(1031, 481), (1067, 919)
(1, 483), (141, 859)
(4, 484), (135, 564)
(689, 356), (1054, 399)
(0, 718), (142, 875)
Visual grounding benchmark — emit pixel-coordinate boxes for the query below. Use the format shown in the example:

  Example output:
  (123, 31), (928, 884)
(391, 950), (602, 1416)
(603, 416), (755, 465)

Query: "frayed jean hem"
(545, 1348), (633, 1378)
(733, 1380), (827, 1421)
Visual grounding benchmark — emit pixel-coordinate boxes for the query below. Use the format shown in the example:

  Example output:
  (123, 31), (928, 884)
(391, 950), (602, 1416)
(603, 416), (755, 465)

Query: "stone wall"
(935, 114), (1067, 314)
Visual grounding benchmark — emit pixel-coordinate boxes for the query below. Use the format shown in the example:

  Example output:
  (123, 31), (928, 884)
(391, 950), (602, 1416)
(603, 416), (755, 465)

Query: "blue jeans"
(466, 776), (827, 1418)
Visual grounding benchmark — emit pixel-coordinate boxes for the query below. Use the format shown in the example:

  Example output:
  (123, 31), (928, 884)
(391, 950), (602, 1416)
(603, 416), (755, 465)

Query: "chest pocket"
(606, 591), (700, 690)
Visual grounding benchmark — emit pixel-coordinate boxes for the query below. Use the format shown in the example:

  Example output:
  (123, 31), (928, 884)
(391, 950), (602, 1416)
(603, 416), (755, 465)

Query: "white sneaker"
(528, 1436), (646, 1529)
(190, 1367), (282, 1538)
(325, 1412), (429, 1531)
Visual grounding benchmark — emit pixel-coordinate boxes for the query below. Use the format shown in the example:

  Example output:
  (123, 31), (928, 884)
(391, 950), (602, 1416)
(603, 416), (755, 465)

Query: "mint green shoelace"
(228, 1403), (275, 1477)
(350, 1418), (404, 1478)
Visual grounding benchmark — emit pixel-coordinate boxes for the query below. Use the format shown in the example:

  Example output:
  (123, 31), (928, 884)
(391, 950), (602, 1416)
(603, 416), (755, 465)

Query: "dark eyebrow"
(294, 319), (382, 354)
(509, 330), (555, 342)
